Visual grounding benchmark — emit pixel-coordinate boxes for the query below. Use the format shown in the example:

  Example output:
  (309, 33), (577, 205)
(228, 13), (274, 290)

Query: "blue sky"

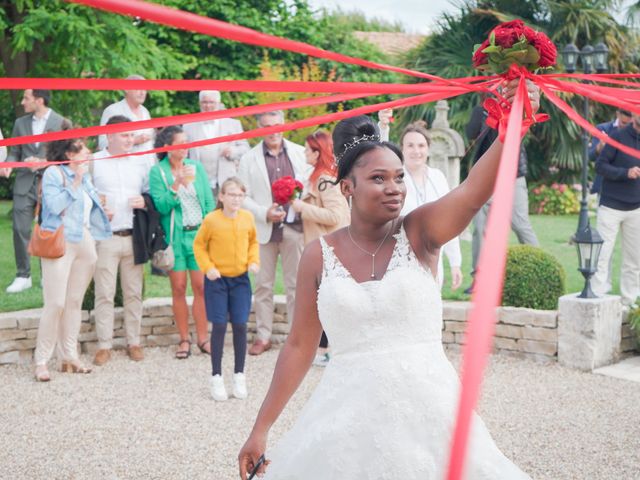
(308, 0), (637, 35)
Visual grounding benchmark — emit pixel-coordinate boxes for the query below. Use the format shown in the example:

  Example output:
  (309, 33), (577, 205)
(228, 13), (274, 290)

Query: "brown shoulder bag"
(28, 167), (66, 259)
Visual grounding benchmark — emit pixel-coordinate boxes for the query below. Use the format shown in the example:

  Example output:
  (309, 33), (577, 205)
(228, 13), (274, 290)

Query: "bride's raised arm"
(238, 241), (324, 479)
(405, 79), (540, 252)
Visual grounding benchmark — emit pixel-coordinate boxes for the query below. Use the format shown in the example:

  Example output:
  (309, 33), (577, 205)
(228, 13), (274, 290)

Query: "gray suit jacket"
(7, 109), (65, 195)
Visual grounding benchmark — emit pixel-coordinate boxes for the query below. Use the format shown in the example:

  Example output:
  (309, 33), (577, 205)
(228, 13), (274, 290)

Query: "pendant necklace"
(348, 220), (395, 279)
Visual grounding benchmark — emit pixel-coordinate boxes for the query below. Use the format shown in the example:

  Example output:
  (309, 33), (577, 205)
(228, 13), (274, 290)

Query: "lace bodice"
(317, 224), (443, 357)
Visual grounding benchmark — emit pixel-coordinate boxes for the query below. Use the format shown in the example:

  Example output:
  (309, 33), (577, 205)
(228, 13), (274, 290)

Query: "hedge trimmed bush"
(628, 305), (640, 352)
(501, 245), (566, 310)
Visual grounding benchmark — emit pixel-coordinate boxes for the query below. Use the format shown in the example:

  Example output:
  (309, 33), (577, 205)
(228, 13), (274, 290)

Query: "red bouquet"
(472, 20), (557, 74)
(271, 175), (304, 205)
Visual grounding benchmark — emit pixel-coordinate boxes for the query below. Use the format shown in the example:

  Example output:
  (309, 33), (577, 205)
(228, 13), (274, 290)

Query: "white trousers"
(592, 205), (640, 305)
(34, 230), (97, 365)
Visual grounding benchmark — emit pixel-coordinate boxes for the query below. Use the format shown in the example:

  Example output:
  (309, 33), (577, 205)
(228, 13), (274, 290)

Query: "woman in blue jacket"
(33, 138), (111, 382)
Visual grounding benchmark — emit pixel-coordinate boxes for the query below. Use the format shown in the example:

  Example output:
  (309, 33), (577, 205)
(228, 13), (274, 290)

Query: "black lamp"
(562, 41), (609, 299)
(593, 42), (610, 73)
(561, 43), (579, 73)
(575, 224), (604, 298)
(580, 45), (595, 74)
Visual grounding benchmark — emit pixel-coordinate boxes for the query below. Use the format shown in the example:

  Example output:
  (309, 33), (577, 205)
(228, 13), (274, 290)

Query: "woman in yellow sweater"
(193, 177), (259, 401)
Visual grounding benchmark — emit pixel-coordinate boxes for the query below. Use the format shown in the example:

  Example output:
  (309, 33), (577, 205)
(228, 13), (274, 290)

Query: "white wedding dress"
(263, 225), (530, 479)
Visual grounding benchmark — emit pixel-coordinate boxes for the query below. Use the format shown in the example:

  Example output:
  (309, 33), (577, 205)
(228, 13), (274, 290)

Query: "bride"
(238, 80), (537, 479)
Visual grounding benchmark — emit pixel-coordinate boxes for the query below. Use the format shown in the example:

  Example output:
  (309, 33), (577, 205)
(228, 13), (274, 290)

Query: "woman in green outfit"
(149, 126), (215, 359)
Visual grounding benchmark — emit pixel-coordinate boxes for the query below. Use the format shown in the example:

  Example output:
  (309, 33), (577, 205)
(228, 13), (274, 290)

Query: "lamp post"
(561, 42), (608, 298)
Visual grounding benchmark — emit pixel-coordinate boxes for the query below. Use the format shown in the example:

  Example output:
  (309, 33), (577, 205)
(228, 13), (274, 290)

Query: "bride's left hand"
(502, 79), (540, 114)
(239, 433), (269, 479)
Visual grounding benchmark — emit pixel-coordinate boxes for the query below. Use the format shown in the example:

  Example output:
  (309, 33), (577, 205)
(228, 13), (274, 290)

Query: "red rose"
(493, 20), (526, 48)
(531, 33), (557, 67)
(472, 39), (490, 67)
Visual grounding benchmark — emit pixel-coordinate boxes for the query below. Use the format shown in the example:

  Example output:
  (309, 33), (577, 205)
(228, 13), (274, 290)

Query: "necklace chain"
(347, 220), (394, 279)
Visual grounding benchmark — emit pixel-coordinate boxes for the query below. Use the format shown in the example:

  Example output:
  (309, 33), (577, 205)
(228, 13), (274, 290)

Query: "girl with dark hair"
(149, 126), (215, 359)
(239, 81), (539, 479)
(34, 138), (111, 381)
(290, 129), (349, 366)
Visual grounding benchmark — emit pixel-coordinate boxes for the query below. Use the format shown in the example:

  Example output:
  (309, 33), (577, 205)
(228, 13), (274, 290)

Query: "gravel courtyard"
(1, 346), (638, 480)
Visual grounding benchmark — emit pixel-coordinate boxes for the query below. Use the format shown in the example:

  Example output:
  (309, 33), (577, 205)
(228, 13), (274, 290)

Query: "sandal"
(34, 365), (51, 382)
(60, 362), (92, 374)
(175, 339), (192, 360)
(197, 340), (211, 355)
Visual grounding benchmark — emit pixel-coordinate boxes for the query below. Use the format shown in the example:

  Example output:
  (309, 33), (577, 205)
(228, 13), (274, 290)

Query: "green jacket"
(149, 157), (215, 247)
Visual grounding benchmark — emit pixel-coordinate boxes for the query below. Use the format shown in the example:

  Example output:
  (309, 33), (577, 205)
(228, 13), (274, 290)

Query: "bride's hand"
(502, 79), (540, 114)
(239, 433), (269, 479)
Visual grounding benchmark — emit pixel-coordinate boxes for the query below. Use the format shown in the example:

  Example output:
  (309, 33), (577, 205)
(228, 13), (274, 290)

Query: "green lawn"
(0, 200), (620, 312)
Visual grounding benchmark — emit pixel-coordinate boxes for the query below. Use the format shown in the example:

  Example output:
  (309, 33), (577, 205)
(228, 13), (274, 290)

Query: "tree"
(138, 0), (399, 118)
(0, 0), (188, 135)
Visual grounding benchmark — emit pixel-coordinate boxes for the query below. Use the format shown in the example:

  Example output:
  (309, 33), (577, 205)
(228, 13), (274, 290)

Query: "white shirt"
(83, 190), (92, 227)
(201, 120), (219, 142)
(401, 165), (462, 288)
(32, 108), (51, 149)
(98, 99), (155, 168)
(0, 128), (7, 163)
(92, 148), (150, 231)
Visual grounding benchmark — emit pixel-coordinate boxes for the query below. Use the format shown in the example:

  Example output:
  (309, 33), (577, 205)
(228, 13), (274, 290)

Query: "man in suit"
(5, 89), (65, 293)
(589, 108), (632, 196)
(183, 90), (249, 197)
(238, 111), (308, 355)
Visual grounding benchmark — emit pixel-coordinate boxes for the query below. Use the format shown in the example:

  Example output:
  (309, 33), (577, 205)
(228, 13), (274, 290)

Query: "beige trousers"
(34, 230), (97, 366)
(592, 205), (640, 305)
(94, 235), (144, 349)
(254, 226), (304, 342)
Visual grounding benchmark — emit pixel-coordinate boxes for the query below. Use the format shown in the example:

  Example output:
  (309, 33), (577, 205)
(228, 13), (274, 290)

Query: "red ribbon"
(483, 66), (549, 142)
(0, 92), (371, 149)
(0, 77), (496, 93)
(446, 78), (527, 480)
(2, 88), (468, 169)
(65, 0), (472, 87)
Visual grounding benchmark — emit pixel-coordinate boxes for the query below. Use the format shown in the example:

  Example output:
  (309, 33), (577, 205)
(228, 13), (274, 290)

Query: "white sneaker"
(6, 277), (32, 293)
(312, 353), (331, 367)
(209, 375), (228, 401)
(232, 372), (248, 399)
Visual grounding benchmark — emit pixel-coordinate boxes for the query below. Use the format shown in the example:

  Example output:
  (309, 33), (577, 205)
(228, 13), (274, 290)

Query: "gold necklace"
(347, 220), (394, 279)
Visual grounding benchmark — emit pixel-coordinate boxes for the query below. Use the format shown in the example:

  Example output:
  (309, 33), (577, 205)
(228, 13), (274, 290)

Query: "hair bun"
(332, 115), (380, 158)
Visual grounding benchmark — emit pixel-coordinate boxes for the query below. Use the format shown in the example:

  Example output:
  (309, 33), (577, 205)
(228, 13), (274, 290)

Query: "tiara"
(335, 133), (380, 164)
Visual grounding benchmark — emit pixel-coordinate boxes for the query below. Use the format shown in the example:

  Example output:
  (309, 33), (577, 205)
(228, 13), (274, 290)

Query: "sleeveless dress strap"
(318, 236), (351, 280)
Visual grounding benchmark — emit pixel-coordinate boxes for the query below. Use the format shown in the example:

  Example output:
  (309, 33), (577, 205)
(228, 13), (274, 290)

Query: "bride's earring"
(348, 196), (353, 210)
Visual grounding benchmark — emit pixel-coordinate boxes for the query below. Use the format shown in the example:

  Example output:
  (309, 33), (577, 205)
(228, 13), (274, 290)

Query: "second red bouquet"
(272, 175), (304, 205)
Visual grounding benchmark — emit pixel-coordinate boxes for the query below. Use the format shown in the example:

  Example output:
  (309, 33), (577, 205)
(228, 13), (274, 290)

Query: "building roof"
(353, 31), (426, 56)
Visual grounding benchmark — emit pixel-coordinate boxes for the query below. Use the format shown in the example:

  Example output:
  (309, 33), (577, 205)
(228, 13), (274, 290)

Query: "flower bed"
(529, 182), (580, 215)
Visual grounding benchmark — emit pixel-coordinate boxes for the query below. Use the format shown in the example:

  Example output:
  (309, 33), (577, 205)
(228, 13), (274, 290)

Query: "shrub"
(0, 176), (14, 200)
(501, 245), (566, 310)
(628, 305), (640, 352)
(529, 183), (580, 215)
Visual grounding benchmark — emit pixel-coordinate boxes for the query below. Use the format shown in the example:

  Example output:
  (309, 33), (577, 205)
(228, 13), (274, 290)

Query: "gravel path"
(1, 347), (638, 479)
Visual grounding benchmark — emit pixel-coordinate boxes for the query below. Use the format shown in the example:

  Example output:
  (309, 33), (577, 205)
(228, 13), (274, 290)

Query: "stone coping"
(0, 296), (636, 365)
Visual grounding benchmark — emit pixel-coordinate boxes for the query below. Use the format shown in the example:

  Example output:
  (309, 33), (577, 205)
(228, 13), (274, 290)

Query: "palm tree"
(398, 0), (638, 181)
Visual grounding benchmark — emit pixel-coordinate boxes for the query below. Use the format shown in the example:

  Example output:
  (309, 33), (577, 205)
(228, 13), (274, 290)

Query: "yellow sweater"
(193, 209), (259, 277)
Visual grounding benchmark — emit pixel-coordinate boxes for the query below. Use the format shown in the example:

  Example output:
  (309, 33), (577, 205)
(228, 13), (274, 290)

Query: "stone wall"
(0, 297), (636, 365)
